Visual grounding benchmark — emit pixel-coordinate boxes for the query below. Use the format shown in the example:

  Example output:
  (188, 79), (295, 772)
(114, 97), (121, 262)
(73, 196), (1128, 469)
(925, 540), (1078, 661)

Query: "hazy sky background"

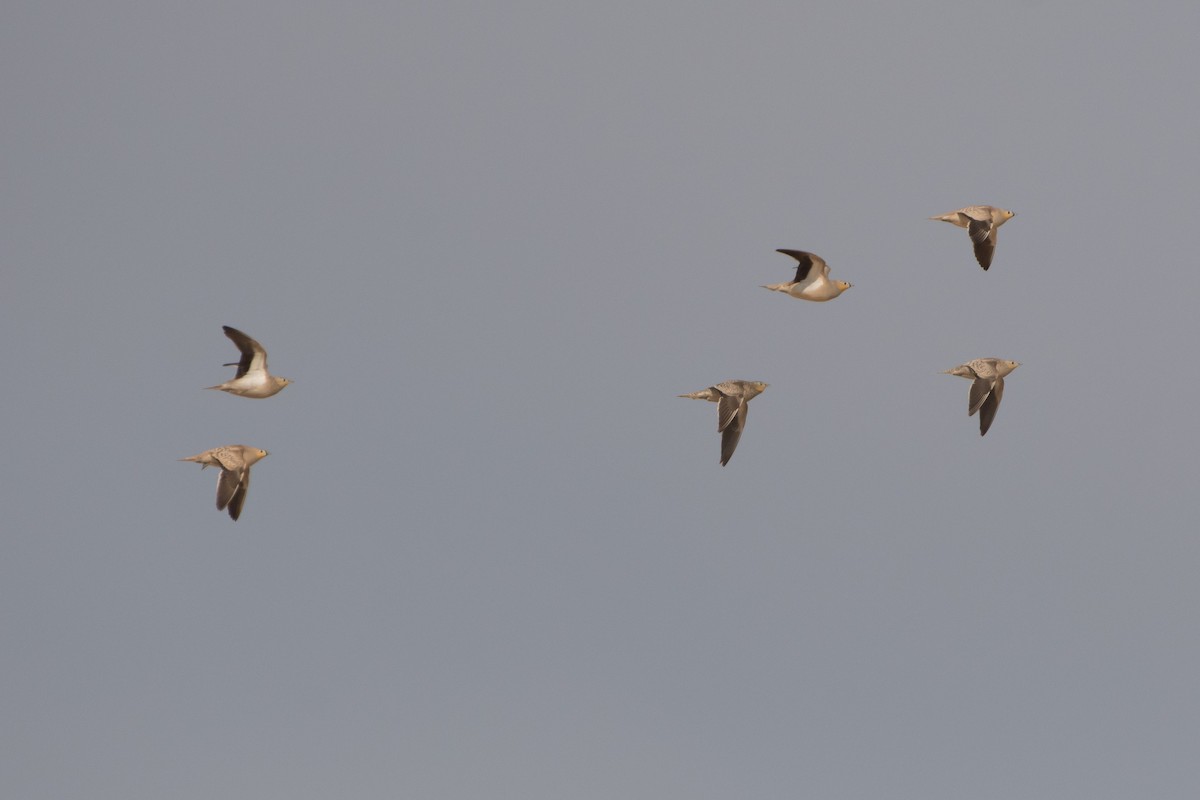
(4, 2), (1199, 797)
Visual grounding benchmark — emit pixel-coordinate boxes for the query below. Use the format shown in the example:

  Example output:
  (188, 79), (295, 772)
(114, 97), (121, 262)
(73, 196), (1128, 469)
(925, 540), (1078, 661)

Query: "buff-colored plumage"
(206, 326), (292, 398)
(761, 249), (852, 302)
(179, 445), (270, 520)
(929, 206), (1016, 270)
(678, 380), (769, 465)
(942, 359), (1020, 436)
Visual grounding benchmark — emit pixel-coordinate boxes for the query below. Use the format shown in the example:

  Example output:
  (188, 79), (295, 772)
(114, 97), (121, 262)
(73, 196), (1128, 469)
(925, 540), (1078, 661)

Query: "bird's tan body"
(929, 205), (1015, 270)
(761, 279), (849, 302)
(207, 326), (291, 398)
(942, 358), (1020, 436)
(679, 380), (768, 466)
(762, 249), (851, 302)
(180, 445), (270, 520)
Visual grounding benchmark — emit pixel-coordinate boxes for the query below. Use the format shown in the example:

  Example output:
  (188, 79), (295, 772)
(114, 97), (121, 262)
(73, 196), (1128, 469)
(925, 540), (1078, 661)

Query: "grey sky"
(4, 2), (1199, 797)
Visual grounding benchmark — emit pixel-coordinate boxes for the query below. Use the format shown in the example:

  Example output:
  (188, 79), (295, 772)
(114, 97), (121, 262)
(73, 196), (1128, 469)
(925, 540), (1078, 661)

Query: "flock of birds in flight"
(179, 325), (291, 520)
(179, 205), (1019, 518)
(681, 205), (1021, 466)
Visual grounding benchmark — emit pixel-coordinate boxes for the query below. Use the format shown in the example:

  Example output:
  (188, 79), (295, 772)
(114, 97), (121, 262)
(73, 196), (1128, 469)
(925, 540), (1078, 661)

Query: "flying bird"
(942, 358), (1020, 436)
(678, 380), (769, 466)
(761, 249), (852, 301)
(179, 445), (270, 521)
(929, 205), (1016, 270)
(206, 326), (292, 398)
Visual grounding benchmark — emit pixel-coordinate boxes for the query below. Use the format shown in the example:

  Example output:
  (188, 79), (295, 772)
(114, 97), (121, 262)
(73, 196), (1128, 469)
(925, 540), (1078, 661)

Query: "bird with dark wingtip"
(929, 205), (1016, 270)
(678, 380), (769, 465)
(942, 358), (1020, 436)
(179, 445), (270, 520)
(761, 249), (852, 302)
(206, 326), (292, 398)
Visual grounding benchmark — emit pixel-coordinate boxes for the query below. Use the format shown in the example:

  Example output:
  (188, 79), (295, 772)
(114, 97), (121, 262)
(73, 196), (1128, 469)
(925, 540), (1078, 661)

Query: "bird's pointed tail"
(178, 455), (209, 468)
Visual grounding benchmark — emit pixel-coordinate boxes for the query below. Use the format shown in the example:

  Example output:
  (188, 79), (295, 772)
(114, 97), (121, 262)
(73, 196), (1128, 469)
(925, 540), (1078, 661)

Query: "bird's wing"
(226, 470), (250, 520)
(223, 326), (268, 377)
(720, 404), (750, 466)
(978, 378), (1004, 436)
(777, 250), (823, 283)
(716, 394), (742, 432)
(215, 467), (244, 513)
(967, 218), (996, 269)
(208, 448), (242, 472)
(968, 377), (996, 417)
(967, 217), (993, 244)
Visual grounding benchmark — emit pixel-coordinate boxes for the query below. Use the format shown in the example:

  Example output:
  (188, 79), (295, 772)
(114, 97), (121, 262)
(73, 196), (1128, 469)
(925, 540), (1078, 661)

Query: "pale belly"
(788, 277), (838, 301)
